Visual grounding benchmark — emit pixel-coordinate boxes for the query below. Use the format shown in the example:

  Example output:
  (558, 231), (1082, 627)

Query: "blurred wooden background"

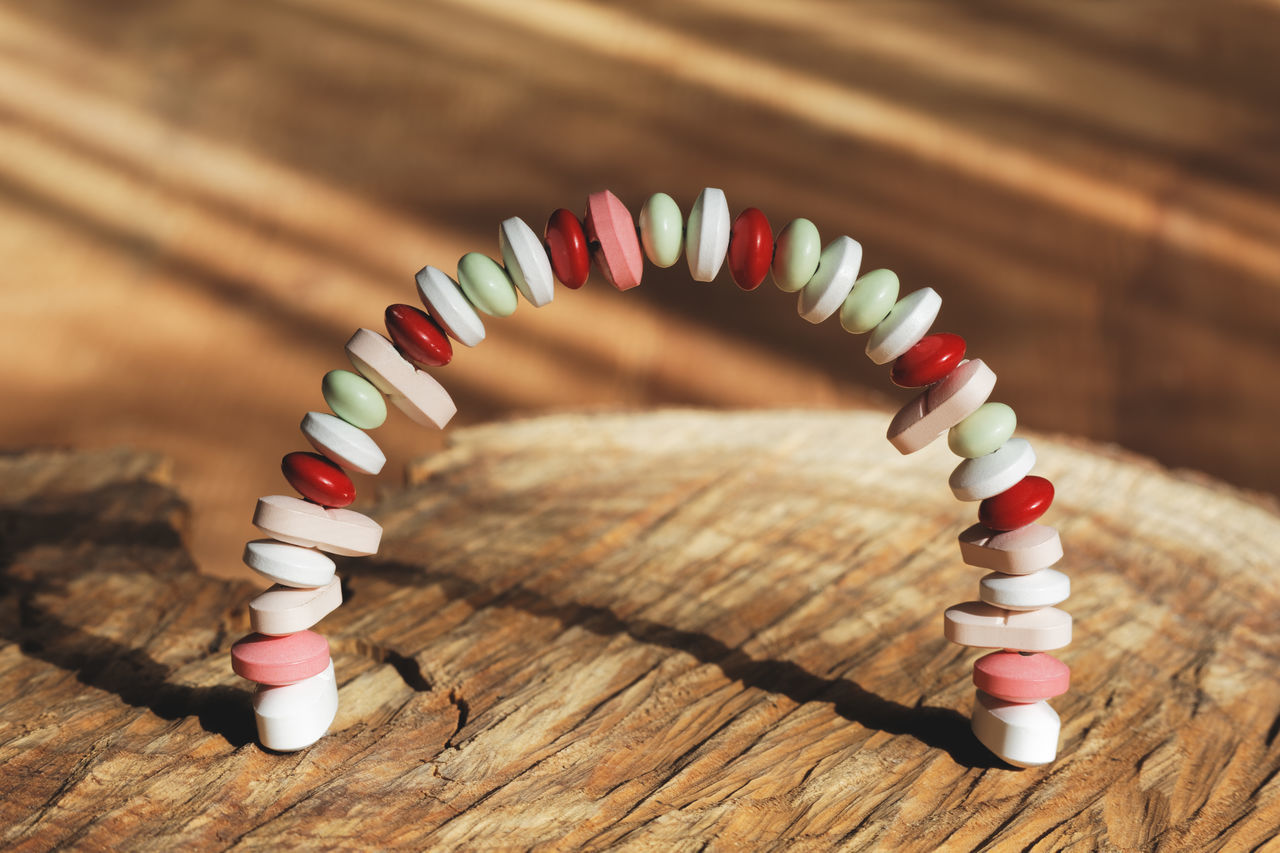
(2, 0), (1278, 579)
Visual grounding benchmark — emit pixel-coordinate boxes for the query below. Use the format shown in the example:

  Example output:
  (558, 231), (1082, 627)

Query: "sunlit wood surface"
(2, 0), (1279, 578)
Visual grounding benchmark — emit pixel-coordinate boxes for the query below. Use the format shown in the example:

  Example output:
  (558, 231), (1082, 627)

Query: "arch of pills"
(230, 188), (1071, 767)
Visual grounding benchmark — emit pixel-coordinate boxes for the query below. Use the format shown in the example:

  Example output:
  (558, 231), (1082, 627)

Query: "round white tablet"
(243, 539), (336, 588)
(949, 437), (1036, 501)
(253, 659), (339, 752)
(415, 264), (486, 347)
(499, 216), (555, 307)
(345, 329), (456, 429)
(685, 187), (731, 282)
(798, 236), (863, 324)
(301, 411), (386, 475)
(971, 691), (1060, 768)
(979, 568), (1070, 611)
(252, 495), (383, 557)
(865, 288), (941, 364)
(250, 576), (344, 635)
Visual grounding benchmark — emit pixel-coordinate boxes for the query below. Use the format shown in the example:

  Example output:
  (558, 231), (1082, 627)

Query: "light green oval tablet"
(322, 369), (387, 430)
(840, 268), (900, 334)
(949, 402), (1017, 458)
(771, 218), (821, 292)
(639, 193), (683, 268)
(457, 252), (518, 318)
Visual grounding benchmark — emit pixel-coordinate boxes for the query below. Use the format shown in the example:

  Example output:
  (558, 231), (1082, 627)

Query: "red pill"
(890, 333), (966, 387)
(385, 303), (453, 368)
(544, 208), (590, 289)
(727, 208), (773, 291)
(282, 451), (356, 508)
(973, 651), (1069, 703)
(979, 475), (1054, 531)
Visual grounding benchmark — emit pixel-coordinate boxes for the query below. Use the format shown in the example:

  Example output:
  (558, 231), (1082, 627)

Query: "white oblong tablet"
(243, 539), (336, 588)
(254, 659), (339, 752)
(887, 359), (996, 455)
(499, 216), (555, 307)
(980, 568), (1070, 611)
(949, 437), (1036, 501)
(798, 236), (863, 324)
(866, 287), (941, 364)
(685, 187), (731, 282)
(250, 576), (343, 635)
(415, 264), (486, 347)
(971, 690), (1060, 767)
(345, 329), (456, 429)
(958, 523), (1064, 575)
(300, 411), (386, 475)
(252, 495), (382, 557)
(943, 601), (1072, 651)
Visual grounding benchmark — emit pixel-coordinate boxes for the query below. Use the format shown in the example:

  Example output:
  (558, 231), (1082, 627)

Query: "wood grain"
(3, 412), (1278, 850)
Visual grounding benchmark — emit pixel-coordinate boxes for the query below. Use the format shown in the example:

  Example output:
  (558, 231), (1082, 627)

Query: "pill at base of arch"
(229, 187), (1070, 770)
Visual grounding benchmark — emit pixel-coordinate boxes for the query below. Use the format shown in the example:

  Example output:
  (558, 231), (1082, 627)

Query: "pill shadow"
(0, 487), (257, 748)
(343, 558), (1004, 770)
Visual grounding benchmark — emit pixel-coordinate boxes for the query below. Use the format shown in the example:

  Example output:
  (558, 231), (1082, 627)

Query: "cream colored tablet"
(250, 576), (343, 636)
(943, 601), (1071, 651)
(252, 495), (382, 557)
(958, 523), (1064, 575)
(345, 328), (456, 429)
(886, 359), (996, 454)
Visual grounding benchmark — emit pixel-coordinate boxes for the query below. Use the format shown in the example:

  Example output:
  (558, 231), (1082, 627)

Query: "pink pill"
(584, 189), (643, 291)
(973, 651), (1070, 703)
(231, 630), (330, 686)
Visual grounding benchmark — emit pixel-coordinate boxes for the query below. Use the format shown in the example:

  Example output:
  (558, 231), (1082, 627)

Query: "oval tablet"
(252, 495), (382, 557)
(980, 568), (1070, 610)
(771, 218), (821, 293)
(499, 216), (555, 306)
(321, 369), (387, 430)
(686, 187), (731, 282)
(798, 236), (862, 324)
(585, 189), (643, 291)
(243, 539), (336, 588)
(415, 264), (485, 347)
(866, 287), (941, 364)
(949, 437), (1035, 501)
(949, 401), (1016, 458)
(385, 304), (453, 368)
(971, 690), (1060, 767)
(254, 660), (338, 752)
(544, 208), (590, 289)
(232, 630), (329, 686)
(250, 576), (343, 636)
(281, 451), (355, 508)
(973, 651), (1070, 703)
(887, 359), (996, 455)
(301, 411), (386, 475)
(728, 207), (772, 291)
(639, 192), (683, 269)
(346, 329), (456, 430)
(980, 475), (1055, 531)
(943, 601), (1072, 651)
(457, 252), (518, 318)
(840, 268), (899, 334)
(958, 523), (1064, 575)
(891, 333), (965, 388)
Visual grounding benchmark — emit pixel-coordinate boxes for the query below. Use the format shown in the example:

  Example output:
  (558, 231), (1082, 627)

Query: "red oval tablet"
(979, 475), (1055, 531)
(973, 651), (1070, 702)
(282, 451), (356, 508)
(385, 303), (453, 368)
(231, 630), (330, 686)
(544, 208), (590, 289)
(728, 207), (773, 291)
(891, 333), (966, 388)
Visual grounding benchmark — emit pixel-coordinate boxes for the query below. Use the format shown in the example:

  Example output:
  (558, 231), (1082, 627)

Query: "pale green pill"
(949, 402), (1017, 458)
(639, 193), (683, 268)
(771, 218), (821, 292)
(840, 268), (900, 334)
(457, 252), (518, 318)
(322, 369), (387, 430)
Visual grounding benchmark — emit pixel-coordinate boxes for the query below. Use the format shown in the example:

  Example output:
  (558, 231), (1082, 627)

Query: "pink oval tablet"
(973, 651), (1070, 702)
(231, 630), (330, 686)
(584, 190), (643, 291)
(958, 523), (1063, 575)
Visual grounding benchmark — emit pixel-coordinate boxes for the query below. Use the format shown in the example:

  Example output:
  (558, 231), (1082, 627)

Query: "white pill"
(252, 495), (382, 557)
(980, 568), (1070, 611)
(301, 411), (386, 475)
(949, 437), (1036, 501)
(971, 690), (1060, 767)
(251, 576), (343, 635)
(243, 539), (336, 588)
(798, 236), (863, 324)
(345, 329), (456, 429)
(415, 264), (485, 347)
(958, 523), (1064, 575)
(685, 187), (731, 282)
(254, 659), (339, 752)
(866, 288), (941, 364)
(499, 216), (555, 307)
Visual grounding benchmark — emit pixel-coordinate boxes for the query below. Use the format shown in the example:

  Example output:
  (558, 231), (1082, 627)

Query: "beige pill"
(886, 359), (996, 454)
(250, 576), (343, 636)
(346, 328), (457, 429)
(252, 495), (382, 557)
(943, 601), (1072, 651)
(958, 523), (1064, 574)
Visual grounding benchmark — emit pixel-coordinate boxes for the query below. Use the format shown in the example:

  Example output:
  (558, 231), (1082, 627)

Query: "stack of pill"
(230, 187), (1069, 764)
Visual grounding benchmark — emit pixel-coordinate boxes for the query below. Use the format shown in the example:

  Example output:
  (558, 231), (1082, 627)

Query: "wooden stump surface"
(2, 410), (1279, 851)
